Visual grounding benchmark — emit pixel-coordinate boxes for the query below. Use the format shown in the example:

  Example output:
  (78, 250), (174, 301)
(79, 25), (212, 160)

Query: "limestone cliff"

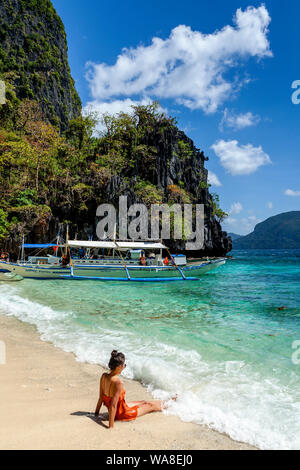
(98, 125), (231, 257)
(0, 1), (231, 257)
(0, 0), (81, 130)
(6, 111), (231, 257)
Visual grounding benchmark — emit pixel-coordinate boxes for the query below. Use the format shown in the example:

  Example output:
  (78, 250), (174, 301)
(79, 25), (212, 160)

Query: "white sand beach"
(0, 314), (254, 450)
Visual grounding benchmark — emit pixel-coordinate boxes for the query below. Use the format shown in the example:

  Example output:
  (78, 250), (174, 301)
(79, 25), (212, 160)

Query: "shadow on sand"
(71, 411), (109, 429)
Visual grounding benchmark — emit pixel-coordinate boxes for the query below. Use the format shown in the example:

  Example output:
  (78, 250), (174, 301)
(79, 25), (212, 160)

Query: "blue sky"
(52, 0), (299, 235)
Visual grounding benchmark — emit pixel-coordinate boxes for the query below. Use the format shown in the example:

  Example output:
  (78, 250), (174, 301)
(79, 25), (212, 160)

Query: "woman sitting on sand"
(95, 350), (171, 428)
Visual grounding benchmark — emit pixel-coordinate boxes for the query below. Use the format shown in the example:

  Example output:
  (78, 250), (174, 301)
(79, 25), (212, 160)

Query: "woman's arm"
(108, 381), (122, 429)
(94, 374), (104, 417)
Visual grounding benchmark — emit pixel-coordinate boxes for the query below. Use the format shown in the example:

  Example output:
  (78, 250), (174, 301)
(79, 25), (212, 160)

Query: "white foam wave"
(1, 284), (300, 450)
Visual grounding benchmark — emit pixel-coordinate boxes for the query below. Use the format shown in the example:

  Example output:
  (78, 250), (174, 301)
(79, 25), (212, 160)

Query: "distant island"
(233, 211), (300, 249)
(228, 233), (242, 241)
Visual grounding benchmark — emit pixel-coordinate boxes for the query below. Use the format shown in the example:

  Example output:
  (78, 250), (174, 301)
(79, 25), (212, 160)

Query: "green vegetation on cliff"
(0, 0), (81, 130)
(0, 0), (230, 257)
(0, 98), (230, 255)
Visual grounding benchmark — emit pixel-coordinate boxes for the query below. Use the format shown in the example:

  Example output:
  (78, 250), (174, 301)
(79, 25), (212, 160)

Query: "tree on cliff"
(0, 98), (230, 255)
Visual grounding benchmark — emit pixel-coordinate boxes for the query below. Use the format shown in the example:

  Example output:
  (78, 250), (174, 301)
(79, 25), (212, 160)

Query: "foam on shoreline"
(0, 281), (298, 449)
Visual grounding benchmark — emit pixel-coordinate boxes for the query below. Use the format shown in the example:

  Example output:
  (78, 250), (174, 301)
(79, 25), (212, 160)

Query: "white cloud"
(223, 214), (261, 235)
(83, 97), (160, 132)
(230, 202), (243, 215)
(225, 217), (237, 226)
(85, 5), (271, 114)
(208, 170), (222, 187)
(285, 189), (300, 197)
(211, 139), (271, 175)
(220, 108), (260, 131)
(84, 98), (148, 117)
(240, 216), (261, 232)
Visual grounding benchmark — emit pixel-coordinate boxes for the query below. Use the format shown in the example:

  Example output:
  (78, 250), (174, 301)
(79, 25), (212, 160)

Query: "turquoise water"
(1, 250), (300, 449)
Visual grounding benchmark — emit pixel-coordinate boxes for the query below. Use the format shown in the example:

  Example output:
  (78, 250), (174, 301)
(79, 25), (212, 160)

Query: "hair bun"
(108, 350), (125, 370)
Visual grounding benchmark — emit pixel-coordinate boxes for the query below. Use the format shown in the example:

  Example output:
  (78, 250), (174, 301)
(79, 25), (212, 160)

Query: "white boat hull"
(0, 259), (226, 281)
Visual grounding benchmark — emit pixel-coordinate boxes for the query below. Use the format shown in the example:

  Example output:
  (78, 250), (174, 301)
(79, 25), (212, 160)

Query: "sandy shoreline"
(0, 313), (254, 450)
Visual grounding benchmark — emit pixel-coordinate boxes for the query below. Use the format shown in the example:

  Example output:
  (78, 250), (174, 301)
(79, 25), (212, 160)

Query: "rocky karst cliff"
(2, 106), (231, 257)
(0, 0), (81, 130)
(0, 0), (231, 257)
(95, 118), (231, 257)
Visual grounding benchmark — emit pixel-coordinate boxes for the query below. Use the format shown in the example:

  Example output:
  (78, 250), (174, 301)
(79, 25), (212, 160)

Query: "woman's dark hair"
(108, 350), (125, 370)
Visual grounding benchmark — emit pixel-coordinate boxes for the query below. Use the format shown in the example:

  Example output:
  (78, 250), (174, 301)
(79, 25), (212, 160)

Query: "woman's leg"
(127, 400), (148, 407)
(136, 400), (163, 417)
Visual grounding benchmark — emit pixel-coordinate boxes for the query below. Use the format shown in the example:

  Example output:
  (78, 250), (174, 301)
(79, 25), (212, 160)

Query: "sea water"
(0, 249), (299, 449)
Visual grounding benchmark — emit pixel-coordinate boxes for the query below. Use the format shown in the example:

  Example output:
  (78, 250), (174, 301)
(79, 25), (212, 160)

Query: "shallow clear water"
(1, 249), (300, 449)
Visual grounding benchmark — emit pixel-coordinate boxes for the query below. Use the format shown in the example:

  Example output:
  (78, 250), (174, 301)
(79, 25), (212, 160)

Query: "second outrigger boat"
(0, 240), (226, 281)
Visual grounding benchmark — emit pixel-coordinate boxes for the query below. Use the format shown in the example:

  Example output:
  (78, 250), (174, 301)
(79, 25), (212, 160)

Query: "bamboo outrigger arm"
(166, 247), (186, 280)
(114, 242), (131, 281)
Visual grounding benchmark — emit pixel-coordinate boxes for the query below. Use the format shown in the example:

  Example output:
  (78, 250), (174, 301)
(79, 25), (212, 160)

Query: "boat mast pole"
(64, 225), (69, 256)
(56, 224), (61, 258)
(56, 225), (60, 246)
(66, 226), (75, 276)
(113, 222), (116, 259)
(21, 235), (25, 263)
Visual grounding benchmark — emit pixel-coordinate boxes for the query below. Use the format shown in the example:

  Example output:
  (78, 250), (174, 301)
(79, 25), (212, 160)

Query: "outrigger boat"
(0, 240), (226, 281)
(0, 271), (23, 282)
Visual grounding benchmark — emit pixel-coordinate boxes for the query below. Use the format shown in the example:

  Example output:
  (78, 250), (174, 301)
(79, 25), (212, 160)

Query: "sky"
(52, 0), (300, 235)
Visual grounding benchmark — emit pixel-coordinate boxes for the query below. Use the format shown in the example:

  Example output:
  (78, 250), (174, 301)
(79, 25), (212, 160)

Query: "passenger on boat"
(61, 253), (70, 266)
(163, 257), (169, 266)
(140, 255), (146, 266)
(1, 251), (9, 262)
(94, 350), (175, 428)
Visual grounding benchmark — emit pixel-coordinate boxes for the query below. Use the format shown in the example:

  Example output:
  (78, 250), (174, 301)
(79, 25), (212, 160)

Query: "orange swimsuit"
(103, 388), (139, 421)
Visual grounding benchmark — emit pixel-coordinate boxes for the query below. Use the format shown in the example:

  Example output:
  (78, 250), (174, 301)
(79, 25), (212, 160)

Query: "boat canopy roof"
(23, 244), (60, 249)
(116, 241), (166, 250)
(68, 240), (116, 249)
(67, 240), (166, 250)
